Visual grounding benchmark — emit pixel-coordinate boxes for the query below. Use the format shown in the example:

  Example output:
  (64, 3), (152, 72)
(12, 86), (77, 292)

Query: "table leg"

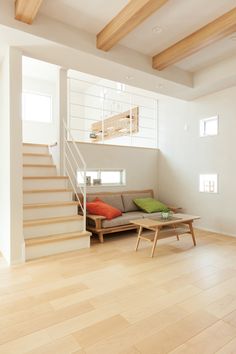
(135, 226), (143, 251)
(189, 221), (196, 246)
(172, 224), (179, 241)
(151, 228), (159, 258)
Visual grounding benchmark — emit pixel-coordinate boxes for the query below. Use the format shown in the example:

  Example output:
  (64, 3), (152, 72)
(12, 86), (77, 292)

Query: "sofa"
(85, 189), (181, 243)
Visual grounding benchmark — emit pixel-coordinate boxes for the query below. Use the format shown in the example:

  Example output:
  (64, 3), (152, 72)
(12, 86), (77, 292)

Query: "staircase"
(23, 143), (90, 260)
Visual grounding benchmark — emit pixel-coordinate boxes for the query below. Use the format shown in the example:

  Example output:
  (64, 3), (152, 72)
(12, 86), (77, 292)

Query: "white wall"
(22, 76), (59, 145)
(76, 142), (159, 196)
(0, 47), (23, 264)
(158, 86), (236, 236)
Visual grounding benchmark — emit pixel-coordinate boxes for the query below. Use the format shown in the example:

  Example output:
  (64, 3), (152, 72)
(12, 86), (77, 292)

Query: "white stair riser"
(24, 220), (83, 239)
(25, 236), (90, 260)
(23, 155), (52, 165)
(24, 205), (78, 221)
(23, 166), (57, 177)
(23, 145), (49, 154)
(23, 179), (68, 190)
(23, 191), (73, 204)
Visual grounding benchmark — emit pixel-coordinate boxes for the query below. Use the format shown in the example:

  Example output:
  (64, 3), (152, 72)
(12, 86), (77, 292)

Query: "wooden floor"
(1, 230), (236, 353)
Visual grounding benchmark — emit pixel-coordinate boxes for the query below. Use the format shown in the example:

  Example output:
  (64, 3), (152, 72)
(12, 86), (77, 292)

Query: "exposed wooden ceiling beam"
(15, 0), (43, 25)
(97, 0), (168, 51)
(153, 7), (236, 70)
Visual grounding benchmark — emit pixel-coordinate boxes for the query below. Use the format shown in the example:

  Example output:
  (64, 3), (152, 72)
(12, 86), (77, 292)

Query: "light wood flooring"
(1, 229), (236, 353)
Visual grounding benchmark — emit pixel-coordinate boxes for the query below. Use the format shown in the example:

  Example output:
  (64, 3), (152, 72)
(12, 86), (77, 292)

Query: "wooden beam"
(15, 0), (43, 24)
(152, 7), (236, 70)
(97, 0), (168, 51)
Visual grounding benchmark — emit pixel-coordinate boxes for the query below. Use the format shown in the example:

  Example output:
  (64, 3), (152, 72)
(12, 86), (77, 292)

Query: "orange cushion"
(86, 198), (122, 220)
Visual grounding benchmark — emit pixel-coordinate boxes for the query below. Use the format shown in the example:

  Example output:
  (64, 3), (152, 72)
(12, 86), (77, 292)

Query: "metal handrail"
(63, 119), (86, 231)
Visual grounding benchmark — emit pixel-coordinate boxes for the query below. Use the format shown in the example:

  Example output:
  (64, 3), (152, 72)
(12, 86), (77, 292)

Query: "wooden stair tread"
(23, 176), (68, 180)
(25, 231), (91, 246)
(23, 164), (56, 168)
(24, 215), (83, 227)
(23, 153), (51, 157)
(23, 189), (73, 194)
(23, 143), (49, 147)
(24, 201), (80, 209)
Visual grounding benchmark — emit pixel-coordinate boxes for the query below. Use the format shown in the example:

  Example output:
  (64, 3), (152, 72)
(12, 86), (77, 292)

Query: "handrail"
(63, 119), (86, 231)
(49, 142), (58, 148)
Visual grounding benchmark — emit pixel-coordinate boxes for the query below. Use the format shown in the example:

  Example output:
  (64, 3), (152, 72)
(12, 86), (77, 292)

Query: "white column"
(0, 47), (24, 265)
(0, 49), (11, 262)
(58, 68), (68, 175)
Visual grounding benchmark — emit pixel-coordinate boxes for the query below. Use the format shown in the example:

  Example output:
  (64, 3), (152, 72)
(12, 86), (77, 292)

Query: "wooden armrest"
(86, 214), (106, 229)
(167, 205), (183, 213)
(86, 214), (106, 221)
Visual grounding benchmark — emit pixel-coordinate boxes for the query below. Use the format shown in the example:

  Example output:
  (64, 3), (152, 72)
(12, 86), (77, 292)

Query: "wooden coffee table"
(131, 213), (200, 257)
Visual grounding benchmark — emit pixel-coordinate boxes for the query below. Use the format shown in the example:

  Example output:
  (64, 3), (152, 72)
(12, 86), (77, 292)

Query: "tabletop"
(130, 213), (200, 229)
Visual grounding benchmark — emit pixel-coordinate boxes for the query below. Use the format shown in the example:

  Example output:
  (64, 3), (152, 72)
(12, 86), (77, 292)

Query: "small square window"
(77, 169), (126, 186)
(200, 116), (218, 137)
(22, 92), (52, 123)
(199, 174), (218, 193)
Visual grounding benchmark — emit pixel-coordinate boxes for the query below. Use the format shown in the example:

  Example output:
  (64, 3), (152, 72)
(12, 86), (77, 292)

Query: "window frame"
(22, 90), (53, 123)
(77, 168), (126, 187)
(199, 115), (218, 137)
(199, 174), (218, 194)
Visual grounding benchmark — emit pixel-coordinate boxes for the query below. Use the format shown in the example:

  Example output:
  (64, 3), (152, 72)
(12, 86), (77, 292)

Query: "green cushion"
(133, 198), (169, 213)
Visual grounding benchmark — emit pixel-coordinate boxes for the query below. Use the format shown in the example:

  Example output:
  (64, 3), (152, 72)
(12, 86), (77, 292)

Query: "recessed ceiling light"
(152, 26), (162, 34)
(125, 75), (134, 80)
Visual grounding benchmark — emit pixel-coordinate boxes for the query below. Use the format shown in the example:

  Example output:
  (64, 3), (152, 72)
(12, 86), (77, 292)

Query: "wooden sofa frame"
(83, 190), (181, 243)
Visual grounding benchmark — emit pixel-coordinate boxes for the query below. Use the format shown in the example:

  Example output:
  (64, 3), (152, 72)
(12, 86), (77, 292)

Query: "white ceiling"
(39, 0), (236, 72)
(40, 0), (128, 34)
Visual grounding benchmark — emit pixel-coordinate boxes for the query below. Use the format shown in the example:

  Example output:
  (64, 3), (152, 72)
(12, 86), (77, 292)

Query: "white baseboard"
(196, 226), (236, 238)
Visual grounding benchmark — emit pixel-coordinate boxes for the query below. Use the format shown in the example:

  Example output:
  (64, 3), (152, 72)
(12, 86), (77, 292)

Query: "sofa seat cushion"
(122, 191), (153, 212)
(102, 211), (144, 228)
(86, 194), (124, 212)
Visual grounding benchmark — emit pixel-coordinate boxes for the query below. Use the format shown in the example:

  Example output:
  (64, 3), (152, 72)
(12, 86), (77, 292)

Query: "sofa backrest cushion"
(122, 190), (153, 212)
(86, 193), (125, 212)
(86, 198), (122, 220)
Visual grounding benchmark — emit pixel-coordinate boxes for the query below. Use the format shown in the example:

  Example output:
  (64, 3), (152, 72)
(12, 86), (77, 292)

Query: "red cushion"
(86, 198), (122, 220)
